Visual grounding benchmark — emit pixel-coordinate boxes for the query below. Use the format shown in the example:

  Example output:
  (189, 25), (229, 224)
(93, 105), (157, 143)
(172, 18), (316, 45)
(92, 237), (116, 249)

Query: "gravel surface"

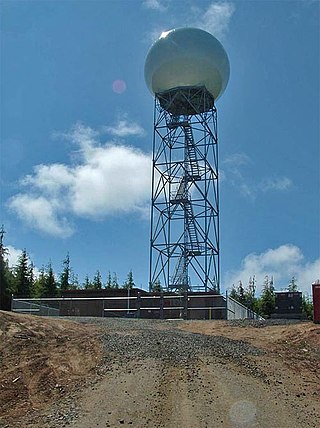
(101, 329), (263, 363)
(66, 317), (264, 363)
(65, 317), (183, 330)
(226, 318), (310, 328)
(62, 317), (267, 388)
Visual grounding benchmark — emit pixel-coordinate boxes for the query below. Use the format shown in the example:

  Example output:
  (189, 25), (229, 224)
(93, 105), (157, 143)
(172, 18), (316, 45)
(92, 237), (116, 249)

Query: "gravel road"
(39, 317), (318, 428)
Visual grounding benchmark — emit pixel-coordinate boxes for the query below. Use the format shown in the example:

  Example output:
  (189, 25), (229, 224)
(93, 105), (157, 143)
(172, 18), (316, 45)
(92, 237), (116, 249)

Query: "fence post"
(160, 292), (164, 319)
(136, 292), (141, 318)
(183, 291), (188, 320)
(225, 290), (228, 320)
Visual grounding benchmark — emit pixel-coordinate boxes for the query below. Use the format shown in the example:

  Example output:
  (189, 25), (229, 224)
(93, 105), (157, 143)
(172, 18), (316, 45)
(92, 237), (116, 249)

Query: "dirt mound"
(283, 325), (320, 353)
(0, 311), (102, 425)
(179, 319), (320, 353)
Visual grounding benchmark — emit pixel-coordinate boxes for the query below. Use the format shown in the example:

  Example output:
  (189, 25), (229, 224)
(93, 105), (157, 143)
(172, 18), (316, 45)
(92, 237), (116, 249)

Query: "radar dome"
(144, 27), (230, 102)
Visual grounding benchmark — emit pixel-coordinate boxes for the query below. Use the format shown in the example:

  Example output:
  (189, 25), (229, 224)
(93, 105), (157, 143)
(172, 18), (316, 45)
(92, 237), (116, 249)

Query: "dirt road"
(0, 313), (319, 428)
(74, 357), (306, 428)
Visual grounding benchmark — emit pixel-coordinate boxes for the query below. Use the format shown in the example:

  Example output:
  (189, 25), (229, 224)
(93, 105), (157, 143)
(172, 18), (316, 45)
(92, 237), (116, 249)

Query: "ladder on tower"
(169, 193), (202, 290)
(185, 201), (201, 256)
(170, 183), (201, 255)
(167, 116), (201, 181)
(170, 252), (188, 289)
(168, 116), (202, 290)
(184, 125), (201, 181)
(170, 177), (188, 204)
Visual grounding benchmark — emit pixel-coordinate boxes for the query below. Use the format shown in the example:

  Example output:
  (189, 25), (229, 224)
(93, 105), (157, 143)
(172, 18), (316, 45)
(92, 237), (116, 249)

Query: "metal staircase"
(170, 253), (188, 289)
(169, 197), (201, 289)
(166, 115), (204, 290)
(170, 178), (188, 204)
(169, 160), (202, 288)
(167, 116), (201, 181)
(185, 202), (201, 256)
(184, 125), (201, 180)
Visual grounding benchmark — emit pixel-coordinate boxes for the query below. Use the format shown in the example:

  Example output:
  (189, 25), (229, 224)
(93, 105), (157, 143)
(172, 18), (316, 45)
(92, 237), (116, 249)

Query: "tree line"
(0, 225), (314, 318)
(229, 275), (314, 319)
(0, 226), (135, 309)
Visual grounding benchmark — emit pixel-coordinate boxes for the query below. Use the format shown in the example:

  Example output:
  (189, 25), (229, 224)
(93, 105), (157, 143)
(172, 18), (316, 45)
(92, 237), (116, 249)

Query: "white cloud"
(224, 244), (320, 295)
(238, 183), (254, 199)
(298, 259), (320, 292)
(8, 122), (151, 237)
(191, 2), (235, 40)
(222, 153), (252, 195)
(9, 195), (73, 238)
(144, 1), (235, 44)
(6, 245), (22, 267)
(142, 0), (167, 12)
(23, 164), (74, 194)
(259, 177), (293, 192)
(222, 152), (293, 198)
(223, 153), (251, 167)
(70, 144), (151, 217)
(104, 115), (145, 138)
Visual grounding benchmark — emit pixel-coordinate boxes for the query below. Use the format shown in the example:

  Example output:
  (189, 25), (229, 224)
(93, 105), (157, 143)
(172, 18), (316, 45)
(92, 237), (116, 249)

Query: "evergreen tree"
(92, 270), (102, 289)
(246, 276), (257, 311)
(28, 262), (36, 296)
(14, 249), (33, 297)
(288, 276), (298, 292)
(238, 281), (246, 305)
(0, 225), (8, 303)
(105, 271), (112, 289)
(60, 253), (71, 292)
(32, 266), (46, 298)
(229, 284), (238, 300)
(229, 280), (249, 306)
(0, 225), (14, 310)
(302, 294), (313, 320)
(260, 275), (275, 318)
(112, 272), (119, 289)
(83, 274), (92, 290)
(150, 278), (162, 292)
(123, 270), (135, 289)
(44, 262), (57, 297)
(69, 272), (80, 290)
(32, 262), (57, 298)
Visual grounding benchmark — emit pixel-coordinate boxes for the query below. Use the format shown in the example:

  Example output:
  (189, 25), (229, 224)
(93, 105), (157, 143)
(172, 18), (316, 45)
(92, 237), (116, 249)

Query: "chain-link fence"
(226, 296), (263, 320)
(11, 299), (60, 316)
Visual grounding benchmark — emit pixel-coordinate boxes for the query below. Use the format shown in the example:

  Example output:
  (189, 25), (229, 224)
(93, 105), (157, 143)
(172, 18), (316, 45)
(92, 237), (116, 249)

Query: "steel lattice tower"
(149, 86), (220, 293)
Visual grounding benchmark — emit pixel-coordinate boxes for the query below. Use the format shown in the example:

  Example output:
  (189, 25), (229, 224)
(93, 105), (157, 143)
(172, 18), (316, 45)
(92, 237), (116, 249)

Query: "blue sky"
(1, 0), (319, 294)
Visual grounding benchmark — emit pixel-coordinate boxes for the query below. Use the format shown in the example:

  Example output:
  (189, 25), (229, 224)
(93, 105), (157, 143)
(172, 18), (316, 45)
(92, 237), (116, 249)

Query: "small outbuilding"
(271, 291), (304, 319)
(312, 281), (320, 323)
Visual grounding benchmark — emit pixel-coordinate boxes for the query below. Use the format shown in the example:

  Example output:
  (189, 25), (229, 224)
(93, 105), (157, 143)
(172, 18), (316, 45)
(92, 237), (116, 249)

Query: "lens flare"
(112, 79), (127, 94)
(229, 400), (257, 427)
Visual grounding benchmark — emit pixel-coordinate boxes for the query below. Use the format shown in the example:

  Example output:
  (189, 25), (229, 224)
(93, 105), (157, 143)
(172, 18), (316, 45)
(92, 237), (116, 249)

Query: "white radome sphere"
(144, 27), (230, 101)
